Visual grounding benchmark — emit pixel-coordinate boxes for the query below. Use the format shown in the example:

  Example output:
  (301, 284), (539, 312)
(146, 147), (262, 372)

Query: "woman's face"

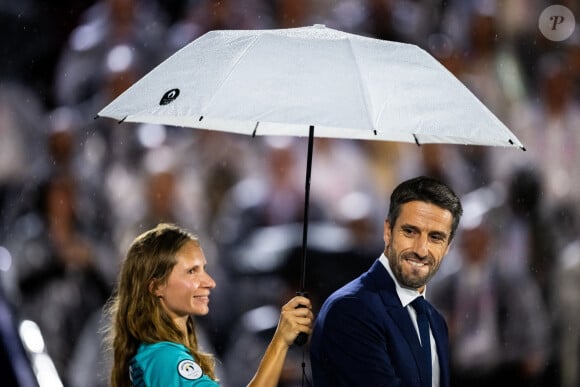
(153, 241), (216, 322)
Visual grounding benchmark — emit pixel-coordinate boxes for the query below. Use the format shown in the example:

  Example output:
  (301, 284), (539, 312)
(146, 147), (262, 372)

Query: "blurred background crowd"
(1, 0), (579, 386)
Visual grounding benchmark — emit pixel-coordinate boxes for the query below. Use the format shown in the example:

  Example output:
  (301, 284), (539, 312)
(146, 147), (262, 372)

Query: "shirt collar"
(379, 254), (425, 308)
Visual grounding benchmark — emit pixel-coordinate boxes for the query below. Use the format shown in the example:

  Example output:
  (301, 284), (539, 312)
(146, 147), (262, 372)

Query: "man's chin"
(398, 271), (430, 290)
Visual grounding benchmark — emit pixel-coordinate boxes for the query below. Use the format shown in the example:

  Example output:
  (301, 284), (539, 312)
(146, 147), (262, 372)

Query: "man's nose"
(413, 235), (429, 258)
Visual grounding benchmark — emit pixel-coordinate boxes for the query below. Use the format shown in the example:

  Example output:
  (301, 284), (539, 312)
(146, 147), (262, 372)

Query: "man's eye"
(430, 234), (445, 242)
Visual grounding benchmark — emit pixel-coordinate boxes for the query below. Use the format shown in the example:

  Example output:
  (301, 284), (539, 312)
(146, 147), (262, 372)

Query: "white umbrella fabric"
(98, 24), (524, 302)
(99, 24), (523, 148)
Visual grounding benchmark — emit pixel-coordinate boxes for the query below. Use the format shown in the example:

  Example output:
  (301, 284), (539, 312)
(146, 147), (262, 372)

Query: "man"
(310, 176), (462, 387)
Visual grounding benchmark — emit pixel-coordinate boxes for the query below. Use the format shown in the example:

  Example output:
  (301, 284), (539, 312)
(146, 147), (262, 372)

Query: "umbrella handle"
(293, 291), (310, 346)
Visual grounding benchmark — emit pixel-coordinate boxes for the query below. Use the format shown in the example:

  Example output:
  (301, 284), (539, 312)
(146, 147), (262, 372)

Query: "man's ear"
(444, 240), (452, 257)
(383, 219), (392, 245)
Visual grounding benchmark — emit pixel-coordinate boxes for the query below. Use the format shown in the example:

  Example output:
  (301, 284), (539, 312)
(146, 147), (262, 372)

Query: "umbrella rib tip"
(252, 122), (260, 137)
(118, 116), (127, 124)
(509, 138), (526, 151)
(413, 134), (421, 146)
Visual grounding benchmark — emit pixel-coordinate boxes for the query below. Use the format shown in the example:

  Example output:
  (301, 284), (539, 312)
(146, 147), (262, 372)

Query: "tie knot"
(411, 296), (428, 315)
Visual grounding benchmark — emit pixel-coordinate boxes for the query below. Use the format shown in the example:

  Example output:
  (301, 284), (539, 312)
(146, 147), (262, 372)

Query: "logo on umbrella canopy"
(160, 88), (180, 105)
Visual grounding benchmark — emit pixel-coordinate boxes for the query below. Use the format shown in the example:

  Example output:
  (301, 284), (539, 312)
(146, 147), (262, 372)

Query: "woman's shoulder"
(133, 341), (193, 370)
(131, 341), (218, 386)
(138, 341), (189, 355)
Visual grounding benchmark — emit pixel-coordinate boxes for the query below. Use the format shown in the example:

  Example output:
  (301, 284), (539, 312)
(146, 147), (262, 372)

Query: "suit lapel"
(367, 261), (431, 387)
(427, 303), (450, 387)
(389, 307), (431, 387)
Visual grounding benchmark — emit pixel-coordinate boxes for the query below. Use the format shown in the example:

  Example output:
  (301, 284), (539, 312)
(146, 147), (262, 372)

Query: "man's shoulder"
(321, 276), (393, 315)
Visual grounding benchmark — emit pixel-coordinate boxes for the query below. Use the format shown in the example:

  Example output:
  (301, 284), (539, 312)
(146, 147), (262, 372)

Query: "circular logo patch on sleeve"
(177, 359), (203, 380)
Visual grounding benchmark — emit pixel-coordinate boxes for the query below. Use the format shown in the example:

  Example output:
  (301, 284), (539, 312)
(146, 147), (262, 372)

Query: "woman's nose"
(203, 272), (216, 289)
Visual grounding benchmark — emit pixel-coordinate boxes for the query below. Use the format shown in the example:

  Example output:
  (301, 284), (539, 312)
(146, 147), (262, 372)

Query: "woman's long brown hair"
(103, 223), (216, 387)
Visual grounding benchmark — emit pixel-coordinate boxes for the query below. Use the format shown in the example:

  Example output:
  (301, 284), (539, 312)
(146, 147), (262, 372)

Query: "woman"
(105, 223), (313, 387)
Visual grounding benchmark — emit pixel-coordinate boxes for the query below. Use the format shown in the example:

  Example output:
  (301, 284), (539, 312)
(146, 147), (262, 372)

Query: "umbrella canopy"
(98, 24), (524, 149)
(98, 24), (524, 309)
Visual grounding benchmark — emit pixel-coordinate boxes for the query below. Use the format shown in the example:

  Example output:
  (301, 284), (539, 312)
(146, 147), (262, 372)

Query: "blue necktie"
(411, 296), (432, 387)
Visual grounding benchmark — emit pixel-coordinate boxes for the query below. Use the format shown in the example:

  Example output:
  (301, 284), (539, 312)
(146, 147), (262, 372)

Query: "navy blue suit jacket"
(310, 259), (450, 387)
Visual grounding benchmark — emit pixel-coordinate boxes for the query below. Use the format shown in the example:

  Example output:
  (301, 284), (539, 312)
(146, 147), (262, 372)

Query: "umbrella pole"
(299, 125), (314, 293)
(293, 125), (314, 347)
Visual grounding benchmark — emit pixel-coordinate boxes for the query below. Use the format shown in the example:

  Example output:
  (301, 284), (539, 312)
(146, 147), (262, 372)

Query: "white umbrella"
(98, 24), (524, 309)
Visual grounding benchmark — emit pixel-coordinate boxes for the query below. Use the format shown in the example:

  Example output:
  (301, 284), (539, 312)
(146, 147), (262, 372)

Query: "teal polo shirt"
(130, 341), (219, 387)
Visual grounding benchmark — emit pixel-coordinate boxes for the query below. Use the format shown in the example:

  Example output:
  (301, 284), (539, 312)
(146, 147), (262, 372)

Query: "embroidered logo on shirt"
(177, 360), (203, 380)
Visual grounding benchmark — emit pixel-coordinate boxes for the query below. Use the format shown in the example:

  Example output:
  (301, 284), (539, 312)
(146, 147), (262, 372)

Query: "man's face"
(384, 201), (453, 293)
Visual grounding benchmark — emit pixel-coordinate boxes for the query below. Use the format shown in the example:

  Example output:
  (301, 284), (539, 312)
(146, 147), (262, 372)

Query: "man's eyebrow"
(400, 224), (449, 239)
(399, 223), (419, 232)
